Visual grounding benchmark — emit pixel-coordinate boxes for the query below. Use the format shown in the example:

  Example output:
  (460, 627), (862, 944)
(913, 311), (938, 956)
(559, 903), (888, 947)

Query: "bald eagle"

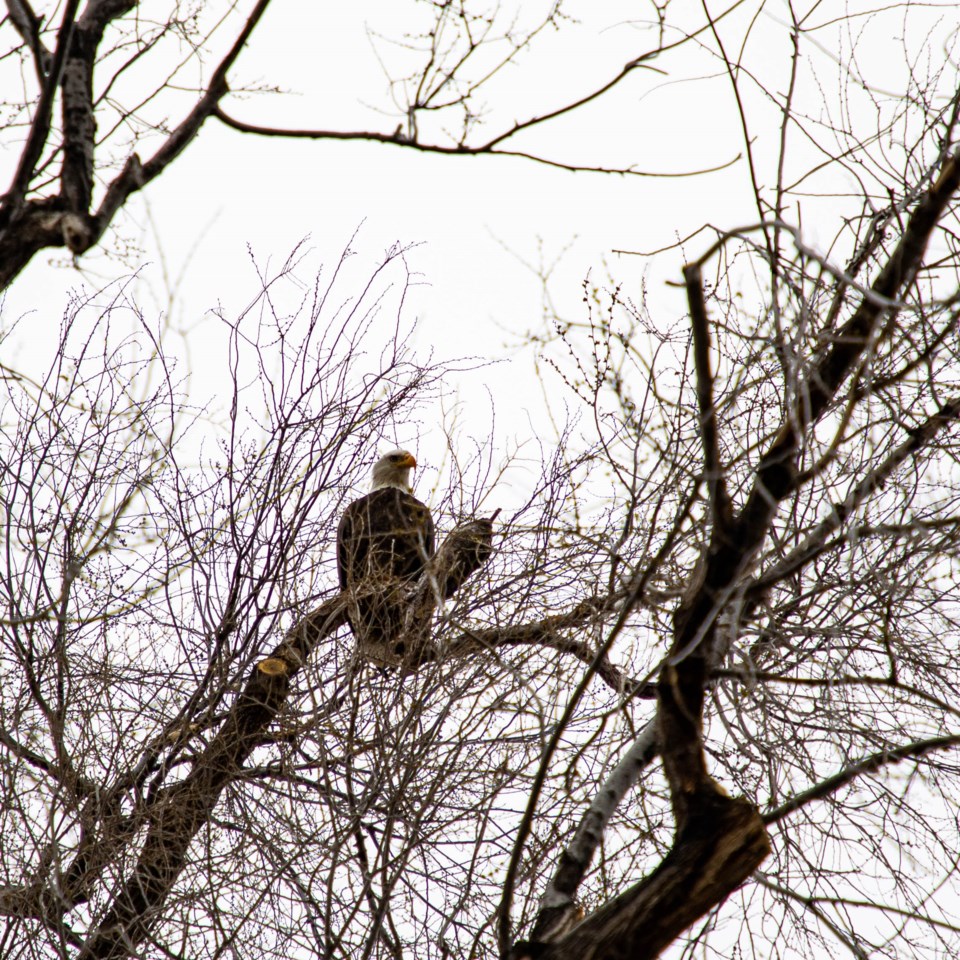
(336, 450), (436, 664)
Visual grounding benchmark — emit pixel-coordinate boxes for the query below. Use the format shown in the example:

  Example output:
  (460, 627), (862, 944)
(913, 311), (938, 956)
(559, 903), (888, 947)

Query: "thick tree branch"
(741, 150), (960, 537)
(530, 718), (659, 942)
(685, 262), (732, 536)
(70, 595), (337, 960)
(555, 150), (960, 960)
(60, 1), (137, 215)
(518, 153), (960, 960)
(74, 0), (273, 255)
(520, 790), (769, 960)
(0, 0), (80, 224)
(73, 517), (493, 960)
(446, 595), (616, 655)
(498, 490), (696, 956)
(670, 150), (960, 678)
(0, 0), (274, 288)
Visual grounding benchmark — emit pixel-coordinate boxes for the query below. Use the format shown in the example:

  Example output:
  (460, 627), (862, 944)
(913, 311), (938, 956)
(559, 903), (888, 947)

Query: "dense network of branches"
(0, 0), (719, 290)
(2, 2), (960, 960)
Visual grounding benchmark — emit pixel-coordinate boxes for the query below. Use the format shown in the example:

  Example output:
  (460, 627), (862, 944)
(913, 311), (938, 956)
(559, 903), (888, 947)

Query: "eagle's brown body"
(336, 453), (436, 664)
(336, 487), (435, 592)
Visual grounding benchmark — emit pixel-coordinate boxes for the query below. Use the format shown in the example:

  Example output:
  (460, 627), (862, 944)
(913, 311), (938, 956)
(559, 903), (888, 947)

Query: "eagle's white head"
(370, 449), (417, 493)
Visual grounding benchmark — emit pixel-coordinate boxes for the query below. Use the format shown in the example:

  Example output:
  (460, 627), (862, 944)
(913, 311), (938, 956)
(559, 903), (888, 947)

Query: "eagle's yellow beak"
(400, 452), (417, 469)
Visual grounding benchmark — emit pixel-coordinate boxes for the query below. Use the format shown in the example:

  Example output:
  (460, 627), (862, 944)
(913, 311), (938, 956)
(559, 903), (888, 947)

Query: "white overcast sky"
(2, 0), (951, 497)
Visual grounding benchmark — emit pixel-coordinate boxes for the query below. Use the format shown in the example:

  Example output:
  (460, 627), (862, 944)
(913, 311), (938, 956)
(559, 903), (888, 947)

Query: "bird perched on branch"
(336, 449), (436, 665)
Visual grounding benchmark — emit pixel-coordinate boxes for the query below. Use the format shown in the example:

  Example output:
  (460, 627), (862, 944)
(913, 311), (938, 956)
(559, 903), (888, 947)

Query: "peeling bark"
(531, 719), (659, 942)
(529, 791), (769, 960)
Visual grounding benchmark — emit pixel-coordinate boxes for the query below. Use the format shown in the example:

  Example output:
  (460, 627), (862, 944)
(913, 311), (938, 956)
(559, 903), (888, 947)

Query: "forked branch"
(67, 520), (495, 960)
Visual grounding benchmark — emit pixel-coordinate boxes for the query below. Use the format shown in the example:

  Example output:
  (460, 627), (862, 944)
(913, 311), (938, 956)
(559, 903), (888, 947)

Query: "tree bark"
(72, 520), (494, 959)
(529, 790), (768, 960)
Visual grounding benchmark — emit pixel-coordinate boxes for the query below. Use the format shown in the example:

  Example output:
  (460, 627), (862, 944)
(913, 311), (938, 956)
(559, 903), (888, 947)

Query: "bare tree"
(0, 0), (726, 291)
(4, 2), (960, 960)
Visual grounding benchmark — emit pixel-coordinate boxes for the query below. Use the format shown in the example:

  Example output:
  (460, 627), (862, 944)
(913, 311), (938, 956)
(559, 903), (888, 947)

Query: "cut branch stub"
(74, 595), (349, 960)
(436, 514), (498, 600)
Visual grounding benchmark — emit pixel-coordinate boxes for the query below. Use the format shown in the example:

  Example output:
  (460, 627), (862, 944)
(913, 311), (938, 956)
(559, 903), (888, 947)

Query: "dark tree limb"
(0, 0), (274, 290)
(0, 0), (80, 224)
(473, 632), (639, 695)
(742, 150), (960, 534)
(514, 658), (771, 959)
(511, 149), (960, 960)
(70, 516), (495, 960)
(60, 0), (138, 215)
(670, 150), (960, 673)
(434, 514), (499, 601)
(210, 7), (746, 179)
(685, 262), (732, 535)
(520, 789), (769, 960)
(445, 594), (618, 656)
